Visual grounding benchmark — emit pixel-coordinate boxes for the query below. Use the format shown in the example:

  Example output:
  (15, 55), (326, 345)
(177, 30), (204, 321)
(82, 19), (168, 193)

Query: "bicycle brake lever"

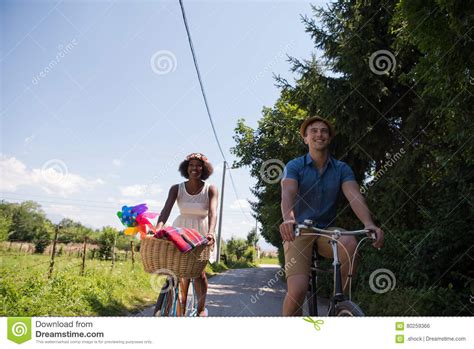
(367, 230), (377, 240)
(293, 223), (300, 237)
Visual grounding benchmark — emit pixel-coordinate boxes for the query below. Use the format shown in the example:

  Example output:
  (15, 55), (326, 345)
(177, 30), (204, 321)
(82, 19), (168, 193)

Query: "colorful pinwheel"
(117, 203), (159, 240)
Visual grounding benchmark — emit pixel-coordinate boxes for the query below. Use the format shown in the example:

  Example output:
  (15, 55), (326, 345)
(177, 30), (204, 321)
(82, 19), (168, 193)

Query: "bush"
(97, 227), (117, 260)
(243, 246), (256, 263)
(226, 260), (256, 269)
(33, 228), (51, 254)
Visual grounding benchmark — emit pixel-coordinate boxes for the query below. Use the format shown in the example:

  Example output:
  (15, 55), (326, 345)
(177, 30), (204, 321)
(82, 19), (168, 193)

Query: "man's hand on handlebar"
(364, 224), (384, 249)
(280, 220), (296, 242)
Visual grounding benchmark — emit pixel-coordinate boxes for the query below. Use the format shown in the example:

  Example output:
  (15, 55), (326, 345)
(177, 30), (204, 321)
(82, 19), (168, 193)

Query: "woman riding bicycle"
(279, 116), (384, 316)
(156, 152), (218, 316)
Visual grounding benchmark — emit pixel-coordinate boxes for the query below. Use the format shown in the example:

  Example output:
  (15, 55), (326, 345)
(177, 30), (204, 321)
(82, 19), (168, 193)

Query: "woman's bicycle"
(140, 236), (210, 317)
(294, 219), (376, 316)
(153, 275), (199, 316)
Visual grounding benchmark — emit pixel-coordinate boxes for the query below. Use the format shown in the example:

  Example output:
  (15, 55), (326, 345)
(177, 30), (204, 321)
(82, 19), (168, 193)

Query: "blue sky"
(1, 0), (326, 251)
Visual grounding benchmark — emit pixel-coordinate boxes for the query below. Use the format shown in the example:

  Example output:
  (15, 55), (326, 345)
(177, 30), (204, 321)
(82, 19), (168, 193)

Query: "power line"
(178, 0), (226, 161)
(178, 0), (252, 223)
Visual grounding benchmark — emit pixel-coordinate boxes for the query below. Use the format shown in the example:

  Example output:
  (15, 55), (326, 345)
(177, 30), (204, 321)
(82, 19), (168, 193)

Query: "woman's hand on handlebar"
(279, 220), (296, 242)
(206, 234), (215, 246)
(155, 222), (164, 232)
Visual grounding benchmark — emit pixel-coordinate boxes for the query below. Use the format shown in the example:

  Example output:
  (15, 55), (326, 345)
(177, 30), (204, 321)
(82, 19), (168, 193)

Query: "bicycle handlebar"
(294, 219), (376, 240)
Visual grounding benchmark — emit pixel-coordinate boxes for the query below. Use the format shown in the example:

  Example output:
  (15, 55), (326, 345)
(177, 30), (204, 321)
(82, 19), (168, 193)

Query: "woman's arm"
(155, 184), (179, 231)
(207, 184), (218, 241)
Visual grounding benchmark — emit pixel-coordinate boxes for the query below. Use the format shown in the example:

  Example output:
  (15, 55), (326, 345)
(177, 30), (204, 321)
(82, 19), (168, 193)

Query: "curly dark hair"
(178, 159), (213, 180)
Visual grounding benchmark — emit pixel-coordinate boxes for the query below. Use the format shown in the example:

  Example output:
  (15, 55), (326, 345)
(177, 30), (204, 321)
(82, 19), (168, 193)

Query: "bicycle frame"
(294, 219), (375, 316)
(154, 277), (199, 316)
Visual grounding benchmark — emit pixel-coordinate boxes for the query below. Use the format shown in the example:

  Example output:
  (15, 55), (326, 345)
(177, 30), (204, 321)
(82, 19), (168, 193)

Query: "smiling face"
(187, 159), (204, 179)
(303, 121), (332, 151)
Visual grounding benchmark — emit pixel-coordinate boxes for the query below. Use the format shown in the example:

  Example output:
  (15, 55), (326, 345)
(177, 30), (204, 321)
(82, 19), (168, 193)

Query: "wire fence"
(1, 237), (139, 277)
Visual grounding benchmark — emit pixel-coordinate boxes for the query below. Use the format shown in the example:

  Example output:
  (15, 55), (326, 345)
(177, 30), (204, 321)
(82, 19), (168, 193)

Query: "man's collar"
(304, 153), (334, 168)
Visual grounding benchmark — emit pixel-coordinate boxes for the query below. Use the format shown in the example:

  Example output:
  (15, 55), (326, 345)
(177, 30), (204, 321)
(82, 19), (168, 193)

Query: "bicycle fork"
(330, 239), (344, 316)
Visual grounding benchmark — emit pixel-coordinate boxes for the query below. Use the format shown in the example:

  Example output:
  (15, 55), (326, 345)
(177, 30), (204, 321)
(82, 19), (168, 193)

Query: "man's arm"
(341, 180), (384, 248)
(280, 178), (298, 241)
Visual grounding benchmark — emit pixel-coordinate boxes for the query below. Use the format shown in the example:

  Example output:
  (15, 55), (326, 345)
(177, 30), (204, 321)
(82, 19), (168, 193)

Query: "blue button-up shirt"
(282, 153), (356, 228)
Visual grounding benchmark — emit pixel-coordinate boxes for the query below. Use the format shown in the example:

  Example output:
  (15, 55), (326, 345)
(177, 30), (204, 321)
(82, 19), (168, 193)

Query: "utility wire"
(178, 0), (226, 161)
(178, 0), (251, 222)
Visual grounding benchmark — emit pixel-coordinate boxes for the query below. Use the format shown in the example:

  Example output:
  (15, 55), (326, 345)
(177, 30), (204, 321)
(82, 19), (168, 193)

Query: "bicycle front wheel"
(334, 301), (365, 316)
(154, 277), (176, 316)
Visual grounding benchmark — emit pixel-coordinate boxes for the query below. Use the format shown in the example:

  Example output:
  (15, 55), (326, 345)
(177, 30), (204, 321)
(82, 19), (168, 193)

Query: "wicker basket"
(140, 237), (210, 278)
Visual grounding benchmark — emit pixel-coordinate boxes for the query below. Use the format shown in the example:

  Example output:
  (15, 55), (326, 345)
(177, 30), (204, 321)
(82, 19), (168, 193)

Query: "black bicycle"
(295, 219), (376, 316)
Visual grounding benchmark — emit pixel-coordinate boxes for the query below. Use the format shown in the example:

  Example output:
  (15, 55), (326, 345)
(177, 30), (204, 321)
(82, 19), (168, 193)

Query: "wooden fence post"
(48, 225), (60, 279)
(111, 232), (117, 269)
(81, 236), (88, 276)
(130, 240), (135, 269)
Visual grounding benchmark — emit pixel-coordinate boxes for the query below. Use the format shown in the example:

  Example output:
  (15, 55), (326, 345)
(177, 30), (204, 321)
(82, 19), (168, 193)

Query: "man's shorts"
(283, 226), (343, 278)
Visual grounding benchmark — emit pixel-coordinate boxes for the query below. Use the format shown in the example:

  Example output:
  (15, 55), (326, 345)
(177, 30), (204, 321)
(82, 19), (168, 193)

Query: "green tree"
(246, 228), (260, 248)
(98, 226), (118, 260)
(226, 237), (248, 261)
(232, 0), (473, 314)
(8, 201), (50, 242)
(58, 218), (96, 243)
(33, 221), (53, 253)
(232, 101), (308, 263)
(0, 202), (13, 241)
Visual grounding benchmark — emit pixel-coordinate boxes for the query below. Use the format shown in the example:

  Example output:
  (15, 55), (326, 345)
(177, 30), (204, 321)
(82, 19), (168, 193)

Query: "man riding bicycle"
(279, 116), (384, 316)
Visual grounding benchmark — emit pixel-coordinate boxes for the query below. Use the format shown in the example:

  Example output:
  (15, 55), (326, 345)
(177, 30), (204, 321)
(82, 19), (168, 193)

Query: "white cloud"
(0, 155), (105, 196)
(120, 183), (162, 197)
(107, 196), (163, 210)
(112, 159), (122, 167)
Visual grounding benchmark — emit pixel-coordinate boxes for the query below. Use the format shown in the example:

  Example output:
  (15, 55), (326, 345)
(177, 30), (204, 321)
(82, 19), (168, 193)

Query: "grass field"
(257, 257), (279, 265)
(0, 251), (160, 316)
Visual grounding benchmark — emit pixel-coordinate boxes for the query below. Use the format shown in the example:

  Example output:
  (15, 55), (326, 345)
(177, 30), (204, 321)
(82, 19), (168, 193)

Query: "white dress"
(172, 181), (217, 262)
